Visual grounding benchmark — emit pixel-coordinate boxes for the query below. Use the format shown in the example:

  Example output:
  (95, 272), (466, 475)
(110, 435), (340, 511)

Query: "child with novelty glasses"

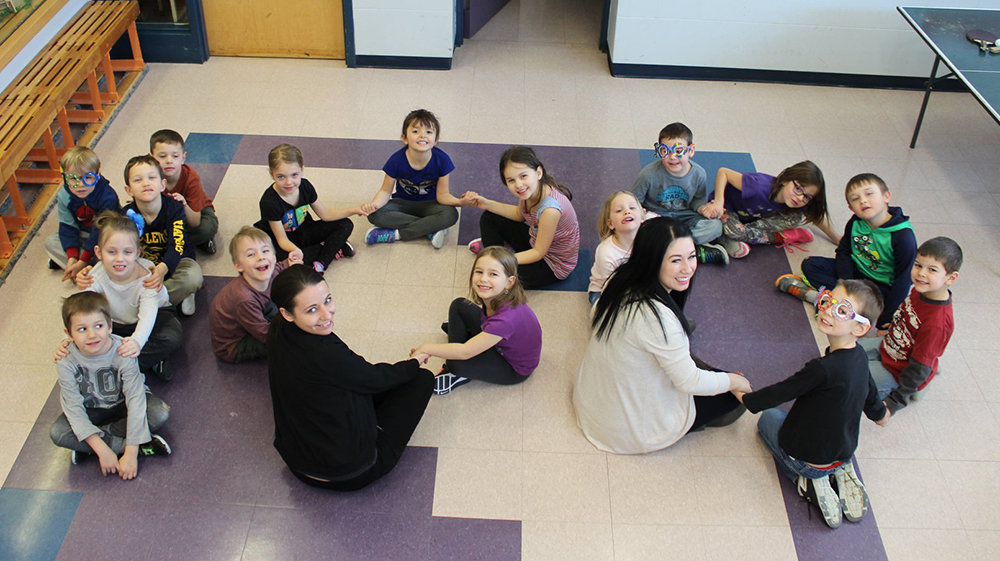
(631, 122), (727, 265)
(411, 246), (542, 395)
(588, 191), (644, 305)
(363, 109), (469, 249)
(776, 173), (916, 334)
(699, 160), (839, 259)
(45, 146), (120, 282)
(463, 146), (581, 287)
(737, 279), (890, 530)
(861, 237), (960, 414)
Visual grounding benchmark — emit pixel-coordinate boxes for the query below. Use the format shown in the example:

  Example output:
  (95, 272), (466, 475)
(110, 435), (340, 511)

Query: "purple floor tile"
(232, 135), (391, 169)
(428, 516), (521, 561)
(187, 163), (230, 201)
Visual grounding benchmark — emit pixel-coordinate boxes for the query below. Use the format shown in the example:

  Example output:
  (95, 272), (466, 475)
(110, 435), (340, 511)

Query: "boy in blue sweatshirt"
(45, 147), (120, 282)
(777, 173), (917, 333)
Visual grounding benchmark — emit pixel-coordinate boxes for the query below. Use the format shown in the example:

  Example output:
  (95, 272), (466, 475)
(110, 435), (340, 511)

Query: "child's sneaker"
(200, 239), (218, 255)
(434, 369), (471, 395)
(333, 241), (355, 260)
(312, 261), (326, 273)
(70, 450), (91, 465)
(467, 238), (484, 254)
(151, 359), (173, 382)
(832, 462), (869, 523)
(776, 228), (814, 253)
(429, 229), (447, 250)
(180, 293), (197, 316)
(48, 259), (61, 270)
(797, 475), (843, 529)
(776, 274), (812, 301)
(721, 238), (751, 259)
(139, 434), (172, 457)
(697, 243), (729, 265)
(365, 227), (396, 245)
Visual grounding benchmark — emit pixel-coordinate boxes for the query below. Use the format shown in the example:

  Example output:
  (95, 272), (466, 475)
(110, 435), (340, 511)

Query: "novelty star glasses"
(816, 288), (870, 326)
(62, 171), (100, 188)
(653, 142), (693, 160)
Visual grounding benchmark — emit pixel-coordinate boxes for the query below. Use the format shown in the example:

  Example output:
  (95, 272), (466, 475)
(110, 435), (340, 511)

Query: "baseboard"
(355, 55), (451, 71)
(607, 57), (966, 91)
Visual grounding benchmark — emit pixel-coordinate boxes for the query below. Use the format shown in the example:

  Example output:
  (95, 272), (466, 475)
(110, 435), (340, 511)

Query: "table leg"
(910, 55), (941, 149)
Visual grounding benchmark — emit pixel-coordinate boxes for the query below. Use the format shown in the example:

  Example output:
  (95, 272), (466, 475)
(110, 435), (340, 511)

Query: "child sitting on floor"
(363, 109), (468, 249)
(737, 280), (890, 529)
(210, 226), (301, 363)
(44, 146), (120, 282)
(862, 236), (960, 414)
(699, 160), (839, 258)
(411, 246), (542, 395)
(254, 143), (366, 273)
(588, 191), (644, 305)
(49, 292), (171, 478)
(150, 129), (220, 255)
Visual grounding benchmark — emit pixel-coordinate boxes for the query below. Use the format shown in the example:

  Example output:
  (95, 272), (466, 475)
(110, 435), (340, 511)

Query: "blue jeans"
(757, 409), (841, 481)
(859, 337), (898, 399)
(652, 209), (723, 245)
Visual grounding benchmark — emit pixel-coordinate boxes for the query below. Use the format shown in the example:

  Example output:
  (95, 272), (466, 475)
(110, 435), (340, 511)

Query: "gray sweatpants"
(49, 393), (170, 454)
(368, 198), (459, 241)
(186, 206), (219, 249)
(652, 209), (723, 245)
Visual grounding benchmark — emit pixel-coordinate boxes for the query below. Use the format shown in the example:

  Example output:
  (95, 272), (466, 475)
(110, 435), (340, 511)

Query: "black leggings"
(292, 369), (435, 491)
(113, 307), (182, 374)
(264, 218), (354, 268)
(479, 212), (560, 287)
(688, 393), (743, 432)
(445, 298), (528, 385)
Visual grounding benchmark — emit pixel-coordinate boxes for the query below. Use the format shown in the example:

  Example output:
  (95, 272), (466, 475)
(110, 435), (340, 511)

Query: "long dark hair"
(771, 160), (828, 226)
(271, 264), (325, 317)
(498, 146), (572, 213)
(592, 218), (695, 342)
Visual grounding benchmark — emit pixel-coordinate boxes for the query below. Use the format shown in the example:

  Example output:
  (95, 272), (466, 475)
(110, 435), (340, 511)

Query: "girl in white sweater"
(573, 218), (751, 454)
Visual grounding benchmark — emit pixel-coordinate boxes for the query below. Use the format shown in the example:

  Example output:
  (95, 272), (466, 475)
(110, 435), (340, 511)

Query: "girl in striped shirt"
(464, 146), (580, 287)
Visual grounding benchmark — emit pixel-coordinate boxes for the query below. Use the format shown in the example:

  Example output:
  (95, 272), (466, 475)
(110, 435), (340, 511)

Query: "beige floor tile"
(700, 526), (797, 561)
(375, 284), (458, 333)
(305, 168), (383, 204)
(684, 410), (769, 458)
(855, 409), (936, 461)
(521, 337), (587, 393)
(0, 312), (70, 366)
(881, 528), (978, 561)
(966, 530), (1000, 561)
(521, 520), (614, 561)
(913, 347), (985, 403)
(522, 390), (601, 454)
(431, 448), (522, 520)
(0, 363), (55, 423)
(861, 458), (963, 529)
(0, 421), (33, 486)
(962, 349), (1000, 402)
(918, 400), (1000, 462)
(951, 303), (1000, 351)
(325, 281), (383, 332)
(939, 460), (1000, 531)
(409, 383), (523, 451)
(525, 290), (591, 340)
(607, 451), (700, 525)
(383, 245), (459, 288)
(612, 524), (706, 561)
(689, 455), (788, 526)
(522, 452), (610, 523)
(363, 331), (441, 368)
(916, 160), (989, 193)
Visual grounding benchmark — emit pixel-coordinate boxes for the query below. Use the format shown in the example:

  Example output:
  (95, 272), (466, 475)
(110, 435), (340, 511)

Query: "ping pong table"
(898, 6), (1000, 148)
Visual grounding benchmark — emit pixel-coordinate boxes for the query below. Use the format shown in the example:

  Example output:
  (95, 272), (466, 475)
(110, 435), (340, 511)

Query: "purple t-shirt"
(482, 303), (542, 376)
(710, 172), (787, 222)
(382, 146), (456, 202)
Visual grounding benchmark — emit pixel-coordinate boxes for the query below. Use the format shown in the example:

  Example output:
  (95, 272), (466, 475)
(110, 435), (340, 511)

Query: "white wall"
(609, 0), (992, 77)
(352, 0), (455, 59)
(0, 0), (88, 92)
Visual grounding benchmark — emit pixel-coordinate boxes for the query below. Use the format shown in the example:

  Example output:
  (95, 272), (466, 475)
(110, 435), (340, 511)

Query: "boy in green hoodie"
(776, 173), (917, 334)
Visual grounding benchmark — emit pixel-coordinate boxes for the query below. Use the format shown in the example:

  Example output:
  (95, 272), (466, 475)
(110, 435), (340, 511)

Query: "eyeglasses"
(653, 143), (693, 160)
(816, 288), (870, 326)
(791, 181), (815, 204)
(62, 171), (100, 188)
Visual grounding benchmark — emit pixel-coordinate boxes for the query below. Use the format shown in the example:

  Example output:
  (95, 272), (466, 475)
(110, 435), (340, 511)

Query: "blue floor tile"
(184, 133), (244, 165)
(532, 249), (592, 293)
(0, 489), (82, 561)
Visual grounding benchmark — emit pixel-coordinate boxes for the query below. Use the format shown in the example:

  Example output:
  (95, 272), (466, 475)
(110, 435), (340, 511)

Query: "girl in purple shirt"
(697, 160), (840, 259)
(411, 246), (542, 395)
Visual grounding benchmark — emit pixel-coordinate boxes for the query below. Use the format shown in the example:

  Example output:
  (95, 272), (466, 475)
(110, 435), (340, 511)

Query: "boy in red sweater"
(150, 129), (219, 254)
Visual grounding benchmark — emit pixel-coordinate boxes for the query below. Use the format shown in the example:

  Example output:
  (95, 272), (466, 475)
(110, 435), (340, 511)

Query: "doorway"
(202, 0), (345, 59)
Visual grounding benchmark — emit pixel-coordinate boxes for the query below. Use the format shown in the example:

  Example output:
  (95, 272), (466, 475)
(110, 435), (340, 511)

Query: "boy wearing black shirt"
(738, 279), (890, 529)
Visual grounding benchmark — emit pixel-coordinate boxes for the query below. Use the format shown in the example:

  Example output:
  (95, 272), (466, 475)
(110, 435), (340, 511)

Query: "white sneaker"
(833, 462), (869, 522)
(797, 475), (842, 528)
(429, 229), (447, 249)
(180, 293), (196, 316)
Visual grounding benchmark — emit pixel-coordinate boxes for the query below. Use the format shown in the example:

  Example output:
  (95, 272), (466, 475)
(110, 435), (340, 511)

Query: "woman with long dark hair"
(573, 218), (750, 454)
(266, 264), (434, 490)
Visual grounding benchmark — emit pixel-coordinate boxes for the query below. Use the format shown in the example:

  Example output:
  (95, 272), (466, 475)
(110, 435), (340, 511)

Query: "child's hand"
(409, 347), (431, 365)
(117, 452), (138, 480)
(732, 391), (746, 403)
(462, 192), (489, 210)
(288, 248), (304, 265)
(360, 202), (380, 215)
(728, 372), (752, 394)
(118, 337), (141, 358)
(96, 448), (119, 476)
(53, 338), (72, 363)
(143, 265), (167, 292)
(62, 258), (84, 282)
(169, 192), (188, 207)
(352, 204), (370, 217)
(876, 403), (891, 427)
(75, 266), (95, 290)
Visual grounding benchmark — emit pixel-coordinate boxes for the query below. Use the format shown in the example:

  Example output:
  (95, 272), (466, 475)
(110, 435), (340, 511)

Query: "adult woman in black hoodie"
(267, 265), (434, 490)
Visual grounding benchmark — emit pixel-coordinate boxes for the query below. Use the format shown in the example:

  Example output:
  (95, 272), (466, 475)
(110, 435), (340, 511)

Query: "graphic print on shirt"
(883, 296), (919, 362)
(74, 365), (121, 407)
(141, 231), (168, 264)
(852, 234), (882, 273)
(397, 178), (436, 198)
(75, 203), (97, 228)
(281, 205), (310, 232)
(657, 185), (690, 211)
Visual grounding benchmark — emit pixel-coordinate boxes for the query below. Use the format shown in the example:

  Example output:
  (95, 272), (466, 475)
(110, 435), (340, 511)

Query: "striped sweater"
(523, 188), (580, 279)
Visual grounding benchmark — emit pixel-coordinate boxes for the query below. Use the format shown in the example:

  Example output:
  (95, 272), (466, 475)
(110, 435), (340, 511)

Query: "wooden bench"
(0, 0), (143, 269)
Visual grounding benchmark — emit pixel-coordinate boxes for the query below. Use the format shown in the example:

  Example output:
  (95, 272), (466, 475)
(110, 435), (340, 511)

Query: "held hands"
(351, 204), (371, 218)
(409, 347), (431, 365)
(698, 201), (725, 220)
(75, 265), (95, 290)
(288, 247), (304, 265)
(875, 402), (891, 427)
(118, 337), (141, 358)
(143, 264), (167, 292)
(62, 258), (86, 283)
(53, 338), (71, 362)
(461, 191), (488, 210)
(728, 371), (752, 394)
(360, 202), (380, 215)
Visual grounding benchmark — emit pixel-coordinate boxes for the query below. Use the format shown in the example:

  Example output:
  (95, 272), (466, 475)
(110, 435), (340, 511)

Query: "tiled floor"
(3, 0), (1000, 559)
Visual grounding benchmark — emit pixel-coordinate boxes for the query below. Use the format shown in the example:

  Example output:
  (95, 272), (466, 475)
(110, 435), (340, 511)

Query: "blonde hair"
(229, 226), (273, 263)
(95, 210), (140, 249)
(268, 144), (304, 173)
(60, 146), (100, 174)
(598, 191), (642, 240)
(467, 246), (527, 314)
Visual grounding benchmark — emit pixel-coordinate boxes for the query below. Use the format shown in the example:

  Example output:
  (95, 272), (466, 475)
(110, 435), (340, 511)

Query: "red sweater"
(168, 164), (214, 212)
(879, 288), (953, 412)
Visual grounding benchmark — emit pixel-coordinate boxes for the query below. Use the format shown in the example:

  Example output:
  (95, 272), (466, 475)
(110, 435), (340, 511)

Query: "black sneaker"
(48, 259), (61, 270)
(139, 434), (172, 457)
(71, 450), (91, 465)
(440, 322), (449, 334)
(200, 239), (217, 255)
(434, 372), (471, 395)
(797, 475), (843, 529)
(341, 241), (355, 258)
(152, 360), (173, 381)
(697, 243), (729, 265)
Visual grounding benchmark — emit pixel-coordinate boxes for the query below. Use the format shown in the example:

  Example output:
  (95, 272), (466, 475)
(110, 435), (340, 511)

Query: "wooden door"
(203, 0), (344, 59)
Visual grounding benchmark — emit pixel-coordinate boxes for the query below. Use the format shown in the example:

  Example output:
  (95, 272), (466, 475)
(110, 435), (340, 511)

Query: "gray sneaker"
(180, 293), (196, 316)
(833, 462), (869, 522)
(429, 229), (447, 249)
(798, 475), (843, 528)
